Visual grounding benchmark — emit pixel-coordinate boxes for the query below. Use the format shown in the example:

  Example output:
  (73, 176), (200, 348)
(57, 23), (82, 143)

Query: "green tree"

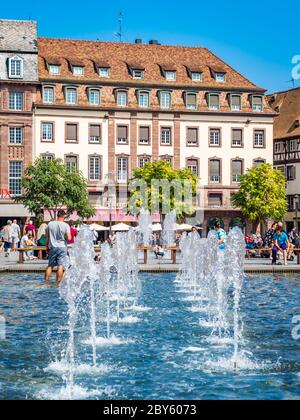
(232, 163), (287, 231)
(15, 158), (95, 220)
(127, 160), (198, 219)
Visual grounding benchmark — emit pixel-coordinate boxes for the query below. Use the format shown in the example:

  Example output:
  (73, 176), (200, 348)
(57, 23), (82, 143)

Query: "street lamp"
(295, 194), (299, 233)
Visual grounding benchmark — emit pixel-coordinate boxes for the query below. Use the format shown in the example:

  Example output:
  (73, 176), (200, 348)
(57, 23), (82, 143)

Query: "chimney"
(294, 119), (300, 128)
(149, 39), (159, 45)
(135, 38), (143, 44)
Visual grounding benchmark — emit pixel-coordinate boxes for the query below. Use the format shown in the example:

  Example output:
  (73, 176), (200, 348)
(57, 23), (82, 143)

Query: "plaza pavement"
(0, 250), (299, 274)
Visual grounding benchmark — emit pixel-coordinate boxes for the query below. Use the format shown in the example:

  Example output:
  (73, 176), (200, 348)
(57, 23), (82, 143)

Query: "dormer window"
(208, 93), (220, 111)
(43, 86), (55, 103)
(133, 69), (144, 79)
(73, 66), (84, 76)
(230, 94), (242, 111)
(89, 88), (101, 106)
(215, 72), (226, 82)
(116, 90), (128, 107)
(8, 56), (23, 79)
(159, 91), (172, 108)
(191, 72), (202, 82)
(98, 67), (110, 78)
(252, 95), (263, 112)
(138, 91), (150, 108)
(166, 71), (176, 81)
(49, 65), (60, 75)
(65, 86), (78, 104)
(185, 92), (197, 110)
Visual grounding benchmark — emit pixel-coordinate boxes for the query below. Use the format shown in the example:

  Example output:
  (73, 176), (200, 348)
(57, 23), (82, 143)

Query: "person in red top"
(24, 219), (36, 240)
(68, 222), (78, 245)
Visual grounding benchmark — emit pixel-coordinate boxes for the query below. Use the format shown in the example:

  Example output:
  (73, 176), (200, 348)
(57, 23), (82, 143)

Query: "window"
(139, 126), (150, 145)
(215, 73), (226, 82)
(187, 128), (198, 146)
(166, 71), (176, 81)
(161, 127), (171, 145)
(9, 127), (23, 145)
(89, 156), (101, 181)
(208, 193), (223, 208)
(117, 157), (128, 182)
(117, 126), (128, 144)
(9, 161), (22, 195)
(290, 140), (299, 152)
(208, 93), (220, 111)
(65, 123), (78, 143)
(209, 128), (221, 146)
(185, 92), (197, 110)
(65, 88), (77, 104)
(138, 91), (150, 108)
(275, 142), (284, 153)
(209, 159), (221, 183)
(160, 91), (171, 108)
(89, 125), (101, 144)
(73, 66), (84, 76)
(287, 165), (296, 181)
(288, 196), (296, 211)
(117, 91), (128, 107)
(43, 86), (54, 103)
(232, 160), (243, 183)
(66, 156), (78, 173)
(49, 65), (60, 75)
(139, 156), (151, 168)
(98, 67), (110, 78)
(160, 156), (173, 166)
(192, 72), (202, 82)
(253, 159), (265, 168)
(254, 130), (265, 147)
(8, 56), (23, 78)
(252, 96), (263, 112)
(187, 159), (199, 176)
(133, 69), (144, 79)
(9, 92), (23, 111)
(42, 123), (54, 142)
(41, 154), (55, 161)
(232, 129), (243, 147)
(89, 89), (101, 106)
(231, 95), (242, 111)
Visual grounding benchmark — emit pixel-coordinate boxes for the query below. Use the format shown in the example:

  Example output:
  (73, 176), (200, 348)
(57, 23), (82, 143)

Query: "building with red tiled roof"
(268, 87), (300, 232)
(33, 36), (276, 230)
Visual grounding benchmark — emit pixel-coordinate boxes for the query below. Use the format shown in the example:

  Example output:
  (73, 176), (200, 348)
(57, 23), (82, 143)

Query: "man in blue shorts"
(45, 210), (72, 283)
(272, 227), (289, 266)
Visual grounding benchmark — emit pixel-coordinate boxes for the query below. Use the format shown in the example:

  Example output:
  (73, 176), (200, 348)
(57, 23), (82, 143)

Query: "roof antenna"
(114, 12), (123, 42)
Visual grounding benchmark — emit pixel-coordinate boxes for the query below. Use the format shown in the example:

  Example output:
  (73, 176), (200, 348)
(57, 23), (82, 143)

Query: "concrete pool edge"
(1, 264), (300, 274)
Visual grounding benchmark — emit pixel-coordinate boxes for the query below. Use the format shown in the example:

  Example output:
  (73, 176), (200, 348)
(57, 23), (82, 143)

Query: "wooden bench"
(246, 247), (300, 264)
(167, 246), (180, 264)
(136, 246), (153, 264)
(17, 246), (47, 264)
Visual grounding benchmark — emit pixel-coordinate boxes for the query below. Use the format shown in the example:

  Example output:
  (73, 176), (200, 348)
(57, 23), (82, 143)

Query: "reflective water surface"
(0, 272), (299, 400)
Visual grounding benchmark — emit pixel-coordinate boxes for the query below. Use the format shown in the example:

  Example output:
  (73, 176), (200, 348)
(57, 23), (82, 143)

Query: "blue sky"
(1, 0), (299, 93)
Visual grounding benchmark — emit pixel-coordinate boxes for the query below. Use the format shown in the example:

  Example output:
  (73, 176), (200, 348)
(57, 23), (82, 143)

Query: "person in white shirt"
(3, 220), (13, 257)
(11, 219), (21, 252)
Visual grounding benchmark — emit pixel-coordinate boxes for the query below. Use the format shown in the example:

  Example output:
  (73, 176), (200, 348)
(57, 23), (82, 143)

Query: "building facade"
(268, 88), (300, 232)
(33, 37), (274, 230)
(0, 20), (39, 222)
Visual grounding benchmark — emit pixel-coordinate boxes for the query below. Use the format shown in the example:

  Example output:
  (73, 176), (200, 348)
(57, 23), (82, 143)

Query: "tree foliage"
(127, 160), (198, 217)
(15, 158), (95, 220)
(232, 164), (287, 225)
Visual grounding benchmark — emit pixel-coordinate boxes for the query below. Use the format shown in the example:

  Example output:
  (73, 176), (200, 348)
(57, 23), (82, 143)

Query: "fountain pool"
(0, 272), (299, 400)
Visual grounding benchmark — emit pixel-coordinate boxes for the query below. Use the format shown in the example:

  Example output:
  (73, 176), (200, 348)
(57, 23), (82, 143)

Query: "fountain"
(162, 210), (177, 247)
(137, 208), (152, 247)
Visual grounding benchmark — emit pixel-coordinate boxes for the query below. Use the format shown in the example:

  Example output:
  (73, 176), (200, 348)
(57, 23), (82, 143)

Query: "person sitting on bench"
(20, 233), (38, 261)
(154, 243), (165, 259)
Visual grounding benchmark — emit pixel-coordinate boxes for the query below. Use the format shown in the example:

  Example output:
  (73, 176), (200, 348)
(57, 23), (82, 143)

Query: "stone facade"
(0, 20), (38, 219)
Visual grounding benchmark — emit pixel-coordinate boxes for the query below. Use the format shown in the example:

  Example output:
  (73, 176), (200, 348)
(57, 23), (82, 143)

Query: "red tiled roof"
(267, 87), (300, 140)
(38, 37), (264, 91)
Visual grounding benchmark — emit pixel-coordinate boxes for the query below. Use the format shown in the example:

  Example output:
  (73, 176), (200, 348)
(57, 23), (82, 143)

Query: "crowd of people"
(245, 222), (299, 265)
